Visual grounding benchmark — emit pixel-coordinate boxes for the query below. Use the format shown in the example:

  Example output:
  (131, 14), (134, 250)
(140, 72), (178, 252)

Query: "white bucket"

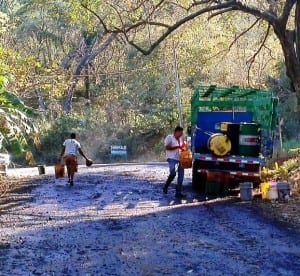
(267, 182), (278, 200)
(240, 182), (253, 201)
(277, 182), (290, 201)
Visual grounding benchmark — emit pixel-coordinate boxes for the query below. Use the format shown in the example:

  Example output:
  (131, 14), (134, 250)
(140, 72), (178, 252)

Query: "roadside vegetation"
(0, 1), (298, 166)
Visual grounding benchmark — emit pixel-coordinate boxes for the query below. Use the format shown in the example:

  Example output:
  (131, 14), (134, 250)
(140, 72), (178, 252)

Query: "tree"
(82, 0), (300, 114)
(61, 31), (116, 112)
(0, 0), (70, 112)
(0, 2), (38, 162)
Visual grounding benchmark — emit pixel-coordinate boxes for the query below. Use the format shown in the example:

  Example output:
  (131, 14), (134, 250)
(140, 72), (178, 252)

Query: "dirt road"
(0, 163), (300, 275)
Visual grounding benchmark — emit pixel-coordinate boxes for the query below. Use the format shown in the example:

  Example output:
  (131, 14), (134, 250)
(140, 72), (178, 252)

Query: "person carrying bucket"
(163, 126), (187, 198)
(59, 133), (90, 186)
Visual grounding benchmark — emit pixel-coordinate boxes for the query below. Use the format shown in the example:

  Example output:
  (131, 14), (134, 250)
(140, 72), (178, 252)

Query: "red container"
(55, 164), (65, 178)
(206, 171), (230, 194)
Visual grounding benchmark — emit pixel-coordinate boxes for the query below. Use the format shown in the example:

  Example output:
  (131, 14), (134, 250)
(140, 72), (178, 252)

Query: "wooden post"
(172, 41), (183, 127)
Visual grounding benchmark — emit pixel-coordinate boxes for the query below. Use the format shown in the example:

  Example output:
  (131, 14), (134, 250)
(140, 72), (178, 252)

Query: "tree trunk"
(34, 89), (47, 111)
(63, 81), (77, 112)
(62, 33), (116, 112)
(294, 0), (300, 113)
(273, 23), (300, 113)
(296, 0), (300, 62)
(84, 65), (90, 100)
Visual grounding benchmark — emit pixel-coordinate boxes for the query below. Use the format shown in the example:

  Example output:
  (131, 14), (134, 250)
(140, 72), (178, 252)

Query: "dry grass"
(0, 176), (18, 197)
(289, 169), (300, 193)
(253, 193), (300, 232)
(255, 154), (300, 231)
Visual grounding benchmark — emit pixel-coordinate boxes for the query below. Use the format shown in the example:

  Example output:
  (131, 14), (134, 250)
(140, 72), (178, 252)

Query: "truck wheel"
(253, 177), (261, 189)
(192, 162), (206, 192)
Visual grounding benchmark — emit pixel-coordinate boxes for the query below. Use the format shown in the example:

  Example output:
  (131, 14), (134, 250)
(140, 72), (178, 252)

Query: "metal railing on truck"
(191, 85), (277, 132)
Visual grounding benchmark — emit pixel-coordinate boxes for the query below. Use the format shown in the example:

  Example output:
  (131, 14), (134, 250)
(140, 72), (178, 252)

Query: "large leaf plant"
(0, 73), (38, 164)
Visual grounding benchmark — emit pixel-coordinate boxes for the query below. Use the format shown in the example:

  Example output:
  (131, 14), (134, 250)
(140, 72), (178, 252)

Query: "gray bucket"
(0, 164), (7, 176)
(240, 182), (253, 201)
(277, 182), (290, 201)
(37, 165), (45, 175)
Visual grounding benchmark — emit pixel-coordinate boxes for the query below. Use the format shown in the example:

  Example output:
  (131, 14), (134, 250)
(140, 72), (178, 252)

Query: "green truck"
(190, 85), (277, 194)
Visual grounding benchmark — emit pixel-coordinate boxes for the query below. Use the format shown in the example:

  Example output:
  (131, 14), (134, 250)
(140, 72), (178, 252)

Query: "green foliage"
(35, 110), (168, 164)
(268, 64), (300, 140)
(0, 73), (38, 162)
(0, 0), (299, 165)
(282, 139), (300, 152)
(34, 113), (86, 163)
(35, 46), (180, 163)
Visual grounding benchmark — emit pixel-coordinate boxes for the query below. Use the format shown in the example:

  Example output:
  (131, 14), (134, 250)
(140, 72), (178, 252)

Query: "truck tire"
(192, 161), (206, 192)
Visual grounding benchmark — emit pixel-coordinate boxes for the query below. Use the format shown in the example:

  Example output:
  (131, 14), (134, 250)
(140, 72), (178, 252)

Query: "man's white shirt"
(164, 134), (183, 160)
(63, 139), (81, 156)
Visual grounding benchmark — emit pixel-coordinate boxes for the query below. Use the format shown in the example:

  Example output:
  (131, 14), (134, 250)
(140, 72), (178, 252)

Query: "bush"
(32, 112), (168, 165)
(32, 114), (87, 164)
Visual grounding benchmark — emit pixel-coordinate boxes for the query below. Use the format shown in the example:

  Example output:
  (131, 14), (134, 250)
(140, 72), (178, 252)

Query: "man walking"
(59, 133), (89, 186)
(163, 126), (186, 198)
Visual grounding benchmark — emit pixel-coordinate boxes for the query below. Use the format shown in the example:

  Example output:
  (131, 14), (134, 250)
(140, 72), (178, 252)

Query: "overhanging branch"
(246, 24), (271, 85)
(126, 0), (236, 55)
(233, 1), (278, 25)
(81, 3), (109, 33)
(208, 7), (234, 20)
(228, 18), (261, 51)
(81, 0), (279, 57)
(124, 0), (279, 56)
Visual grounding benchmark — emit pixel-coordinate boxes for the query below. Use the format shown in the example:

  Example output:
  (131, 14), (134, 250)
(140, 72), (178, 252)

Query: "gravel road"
(0, 163), (300, 275)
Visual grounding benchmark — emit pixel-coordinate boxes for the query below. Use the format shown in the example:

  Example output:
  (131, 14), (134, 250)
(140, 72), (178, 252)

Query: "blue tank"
(193, 111), (253, 153)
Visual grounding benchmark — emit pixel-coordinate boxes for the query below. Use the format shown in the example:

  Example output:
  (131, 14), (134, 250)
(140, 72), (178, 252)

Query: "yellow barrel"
(208, 133), (231, 156)
(260, 182), (269, 199)
(179, 150), (192, 169)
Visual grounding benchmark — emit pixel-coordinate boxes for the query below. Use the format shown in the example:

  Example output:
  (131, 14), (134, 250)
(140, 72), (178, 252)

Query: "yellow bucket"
(260, 182), (270, 199)
(179, 150), (192, 169)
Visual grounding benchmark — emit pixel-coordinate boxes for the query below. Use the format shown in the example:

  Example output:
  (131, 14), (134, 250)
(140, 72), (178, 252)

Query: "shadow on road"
(1, 165), (300, 275)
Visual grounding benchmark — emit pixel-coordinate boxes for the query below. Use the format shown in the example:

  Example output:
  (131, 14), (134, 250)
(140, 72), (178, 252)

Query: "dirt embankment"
(252, 192), (300, 232)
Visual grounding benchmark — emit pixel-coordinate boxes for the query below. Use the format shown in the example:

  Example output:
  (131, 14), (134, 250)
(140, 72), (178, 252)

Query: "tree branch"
(34, 89), (47, 111)
(280, 0), (297, 27)
(86, 33), (117, 65)
(208, 7), (234, 20)
(147, 0), (166, 18)
(124, 21), (170, 32)
(61, 38), (86, 69)
(228, 18), (261, 51)
(189, 0), (213, 11)
(246, 23), (271, 86)
(165, 1), (190, 12)
(124, 0), (280, 56)
(233, 1), (278, 25)
(63, 33), (116, 112)
(268, 0), (279, 16)
(81, 3), (109, 32)
(106, 1), (169, 33)
(126, 0), (236, 55)
(108, 2), (126, 31)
